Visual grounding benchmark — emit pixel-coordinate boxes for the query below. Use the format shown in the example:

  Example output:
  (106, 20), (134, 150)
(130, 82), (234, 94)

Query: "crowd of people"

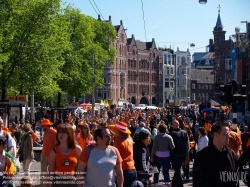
(0, 105), (250, 187)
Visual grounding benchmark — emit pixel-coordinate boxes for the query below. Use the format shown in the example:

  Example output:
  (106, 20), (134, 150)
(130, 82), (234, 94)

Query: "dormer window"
(205, 60), (210, 65)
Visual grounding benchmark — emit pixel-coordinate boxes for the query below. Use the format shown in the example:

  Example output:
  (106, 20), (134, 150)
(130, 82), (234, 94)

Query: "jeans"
(172, 154), (185, 187)
(153, 155), (171, 183)
(123, 169), (137, 187)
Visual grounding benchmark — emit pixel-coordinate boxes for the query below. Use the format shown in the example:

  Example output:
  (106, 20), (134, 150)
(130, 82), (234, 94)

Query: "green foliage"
(57, 6), (116, 98)
(0, 0), (117, 104)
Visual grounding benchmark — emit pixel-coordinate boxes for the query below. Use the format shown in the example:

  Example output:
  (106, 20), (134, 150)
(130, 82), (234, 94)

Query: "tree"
(56, 6), (116, 106)
(0, 0), (70, 100)
(0, 1), (116, 106)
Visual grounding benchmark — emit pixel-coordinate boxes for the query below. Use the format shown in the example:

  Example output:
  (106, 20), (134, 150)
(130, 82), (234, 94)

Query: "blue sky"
(63, 0), (250, 55)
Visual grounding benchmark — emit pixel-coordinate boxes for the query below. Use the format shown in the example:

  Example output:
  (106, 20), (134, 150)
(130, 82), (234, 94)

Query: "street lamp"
(199, 0), (207, 4)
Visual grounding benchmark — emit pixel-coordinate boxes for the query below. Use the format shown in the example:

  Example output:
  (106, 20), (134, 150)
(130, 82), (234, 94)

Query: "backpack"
(5, 151), (16, 177)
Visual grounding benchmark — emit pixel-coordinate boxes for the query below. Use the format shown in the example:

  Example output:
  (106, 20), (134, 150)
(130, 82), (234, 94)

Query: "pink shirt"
(155, 151), (170, 157)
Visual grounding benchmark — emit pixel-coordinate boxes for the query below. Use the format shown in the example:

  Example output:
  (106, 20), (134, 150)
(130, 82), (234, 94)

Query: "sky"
(63, 0), (250, 55)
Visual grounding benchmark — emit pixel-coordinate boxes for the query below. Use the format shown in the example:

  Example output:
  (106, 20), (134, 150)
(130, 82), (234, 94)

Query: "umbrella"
(80, 103), (92, 107)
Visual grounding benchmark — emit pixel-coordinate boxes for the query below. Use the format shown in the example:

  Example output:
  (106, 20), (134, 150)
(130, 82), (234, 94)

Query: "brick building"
(213, 8), (233, 100)
(127, 34), (162, 106)
(190, 69), (214, 103)
(92, 17), (129, 107)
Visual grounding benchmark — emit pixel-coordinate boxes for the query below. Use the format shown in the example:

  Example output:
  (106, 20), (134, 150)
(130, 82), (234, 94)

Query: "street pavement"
(13, 160), (248, 186)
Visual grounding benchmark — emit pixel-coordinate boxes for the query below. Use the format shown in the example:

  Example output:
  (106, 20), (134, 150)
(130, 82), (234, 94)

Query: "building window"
(182, 68), (186, 75)
(170, 68), (173, 75)
(192, 93), (195, 101)
(225, 59), (232, 70)
(192, 83), (195, 89)
(120, 34), (124, 42)
(98, 92), (102, 98)
(168, 55), (171, 65)
(170, 82), (174, 88)
(181, 56), (186, 65)
(165, 81), (169, 88)
(182, 79), (186, 86)
(198, 85), (201, 89)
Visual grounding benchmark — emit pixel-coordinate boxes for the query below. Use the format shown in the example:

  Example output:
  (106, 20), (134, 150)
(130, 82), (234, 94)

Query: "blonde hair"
(79, 125), (92, 139)
(21, 123), (32, 132)
(115, 131), (134, 145)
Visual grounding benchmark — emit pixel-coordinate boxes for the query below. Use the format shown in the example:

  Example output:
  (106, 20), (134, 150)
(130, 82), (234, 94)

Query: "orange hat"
(39, 119), (53, 126)
(109, 121), (131, 134)
(2, 126), (11, 133)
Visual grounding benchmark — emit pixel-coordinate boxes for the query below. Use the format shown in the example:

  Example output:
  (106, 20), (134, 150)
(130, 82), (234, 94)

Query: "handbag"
(19, 153), (23, 162)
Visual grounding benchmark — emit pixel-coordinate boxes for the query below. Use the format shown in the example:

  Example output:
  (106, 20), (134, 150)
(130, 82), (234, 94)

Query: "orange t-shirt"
(78, 134), (92, 148)
(54, 146), (78, 176)
(42, 128), (57, 156)
(114, 139), (135, 170)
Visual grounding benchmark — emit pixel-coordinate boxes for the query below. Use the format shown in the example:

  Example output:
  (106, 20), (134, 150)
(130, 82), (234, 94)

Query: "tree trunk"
(1, 87), (6, 100)
(57, 92), (61, 107)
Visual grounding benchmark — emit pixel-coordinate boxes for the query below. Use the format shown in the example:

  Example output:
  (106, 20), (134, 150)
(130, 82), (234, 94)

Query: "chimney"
(209, 39), (214, 52)
(97, 15), (101, 21)
(109, 16), (111, 22)
(120, 20), (123, 25)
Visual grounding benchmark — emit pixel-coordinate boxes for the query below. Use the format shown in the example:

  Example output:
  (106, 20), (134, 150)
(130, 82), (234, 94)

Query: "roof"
(127, 38), (132, 45)
(114, 25), (120, 32)
(214, 12), (224, 31)
(202, 52), (215, 60)
(135, 40), (153, 51)
(203, 99), (221, 107)
(190, 69), (214, 83)
(192, 52), (208, 61)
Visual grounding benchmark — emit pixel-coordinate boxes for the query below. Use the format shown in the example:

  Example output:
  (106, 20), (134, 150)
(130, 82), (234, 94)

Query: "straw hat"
(39, 119), (53, 126)
(109, 121), (131, 134)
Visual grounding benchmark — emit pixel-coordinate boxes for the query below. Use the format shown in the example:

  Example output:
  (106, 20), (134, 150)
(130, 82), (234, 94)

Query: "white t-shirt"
(0, 130), (13, 150)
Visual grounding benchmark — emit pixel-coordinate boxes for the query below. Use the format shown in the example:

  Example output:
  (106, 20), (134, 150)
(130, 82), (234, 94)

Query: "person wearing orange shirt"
(47, 125), (82, 187)
(40, 119), (57, 187)
(77, 123), (93, 148)
(227, 122), (242, 156)
(204, 120), (212, 140)
(110, 121), (136, 187)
